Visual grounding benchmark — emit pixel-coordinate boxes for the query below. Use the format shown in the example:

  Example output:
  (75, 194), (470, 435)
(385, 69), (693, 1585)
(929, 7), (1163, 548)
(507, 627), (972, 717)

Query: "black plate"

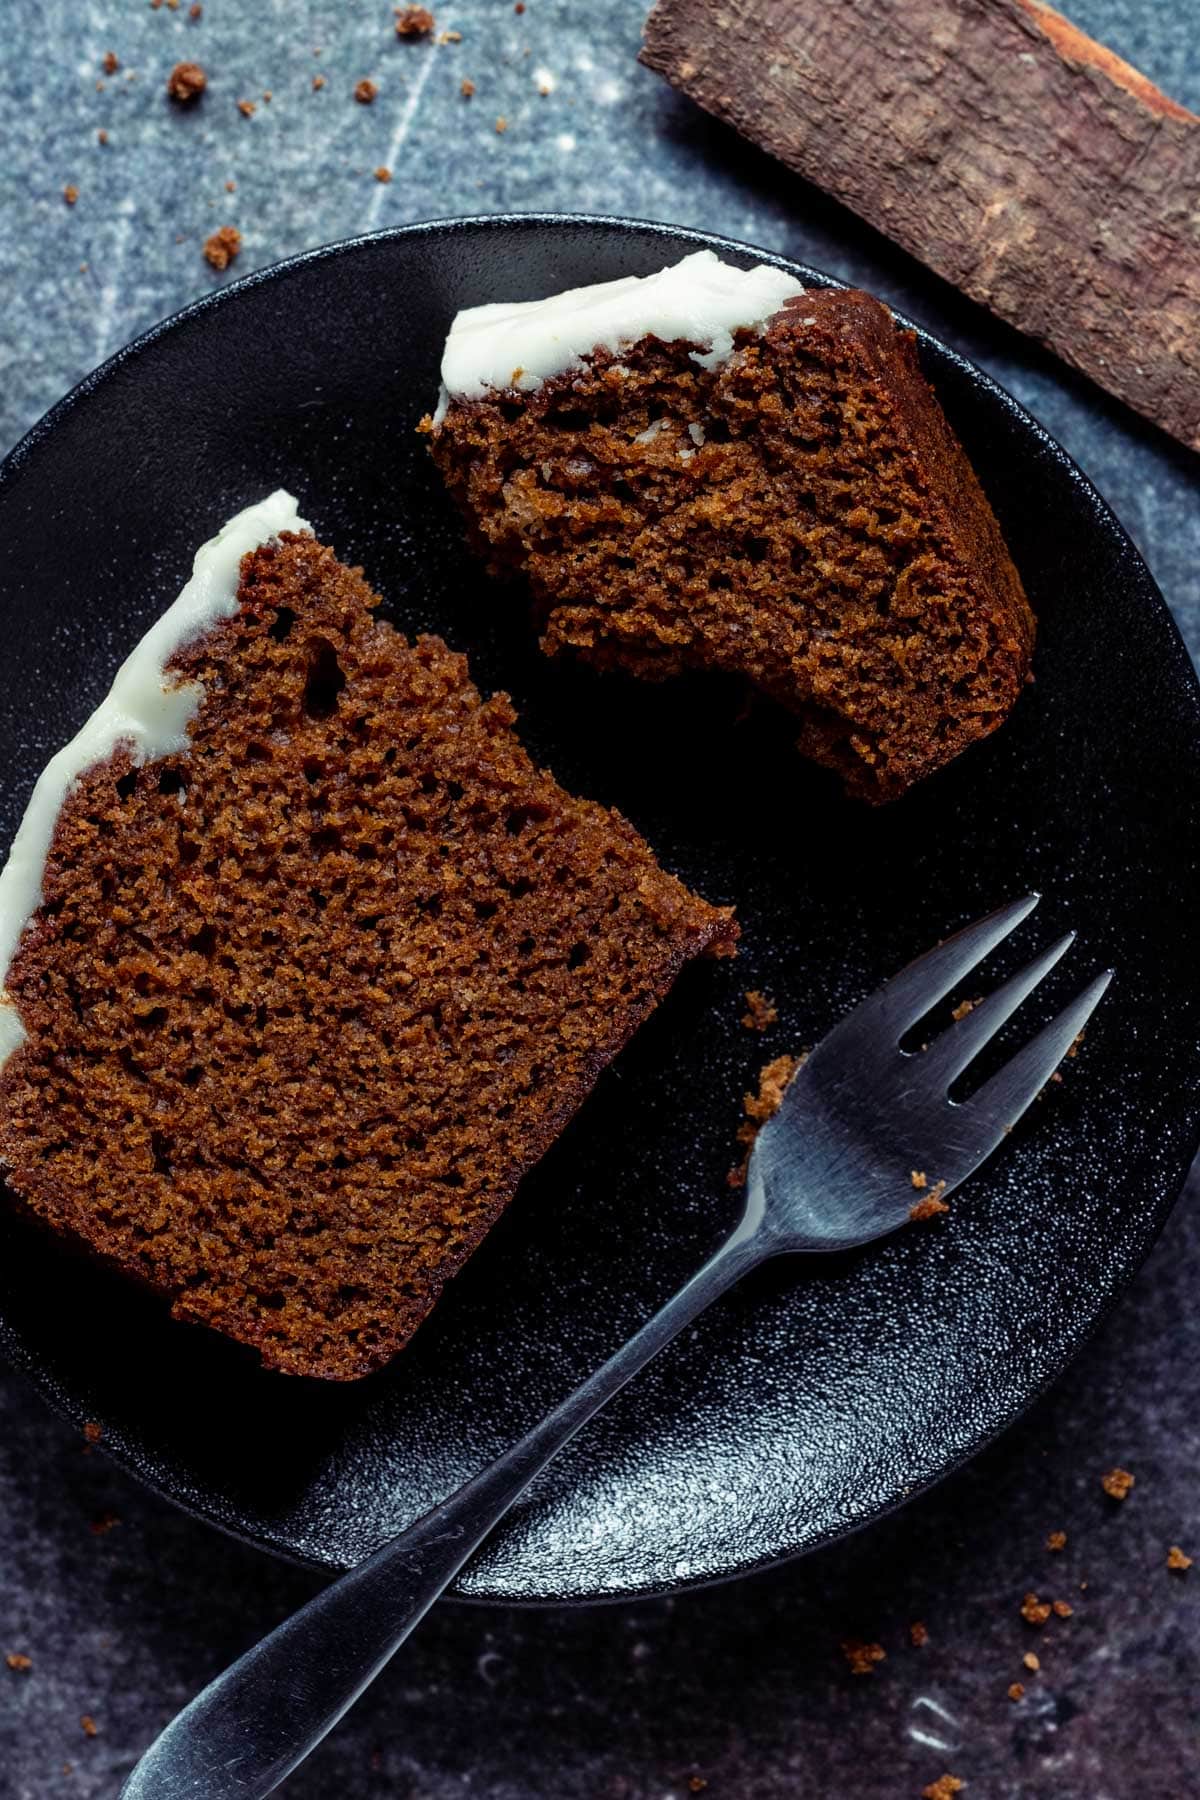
(1, 216), (1198, 1603)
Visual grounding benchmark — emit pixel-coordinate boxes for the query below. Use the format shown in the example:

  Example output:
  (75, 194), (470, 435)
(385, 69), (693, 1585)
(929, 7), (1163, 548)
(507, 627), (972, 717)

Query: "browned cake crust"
(0, 534), (735, 1379)
(428, 288), (1035, 800)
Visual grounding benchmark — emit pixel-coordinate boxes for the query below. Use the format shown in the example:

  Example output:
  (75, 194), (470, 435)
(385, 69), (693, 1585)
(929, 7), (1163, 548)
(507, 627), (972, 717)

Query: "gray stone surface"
(0, 2), (1198, 1796)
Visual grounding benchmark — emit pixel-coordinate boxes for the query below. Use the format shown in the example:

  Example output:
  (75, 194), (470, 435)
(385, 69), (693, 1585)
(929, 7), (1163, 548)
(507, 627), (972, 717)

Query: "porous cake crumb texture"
(431, 288), (1034, 801)
(0, 536), (734, 1378)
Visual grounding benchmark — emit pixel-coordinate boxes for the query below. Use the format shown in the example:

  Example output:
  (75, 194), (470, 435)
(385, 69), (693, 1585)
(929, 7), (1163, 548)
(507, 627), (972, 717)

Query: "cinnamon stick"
(641, 0), (1200, 450)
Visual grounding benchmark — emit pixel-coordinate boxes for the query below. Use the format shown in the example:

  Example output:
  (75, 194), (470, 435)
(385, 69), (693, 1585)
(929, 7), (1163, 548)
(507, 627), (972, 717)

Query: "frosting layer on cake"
(435, 249), (805, 417)
(0, 490), (309, 1065)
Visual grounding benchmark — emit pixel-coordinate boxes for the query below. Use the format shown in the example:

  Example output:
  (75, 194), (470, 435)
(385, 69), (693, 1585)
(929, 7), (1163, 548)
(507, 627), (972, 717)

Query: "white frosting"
(434, 249), (805, 421)
(0, 490), (309, 1068)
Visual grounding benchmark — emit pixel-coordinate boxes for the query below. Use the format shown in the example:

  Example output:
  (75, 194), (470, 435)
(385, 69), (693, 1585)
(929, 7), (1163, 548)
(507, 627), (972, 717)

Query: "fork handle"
(121, 1225), (765, 1799)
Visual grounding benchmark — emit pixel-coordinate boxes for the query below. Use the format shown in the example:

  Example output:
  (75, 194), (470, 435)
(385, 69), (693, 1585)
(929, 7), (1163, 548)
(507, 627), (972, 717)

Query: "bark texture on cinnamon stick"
(641, 0), (1199, 451)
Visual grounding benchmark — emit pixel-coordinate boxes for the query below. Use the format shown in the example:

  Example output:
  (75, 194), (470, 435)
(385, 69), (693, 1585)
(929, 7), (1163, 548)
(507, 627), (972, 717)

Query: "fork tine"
(962, 969), (1113, 1134)
(921, 932), (1076, 1089)
(865, 894), (1041, 1041)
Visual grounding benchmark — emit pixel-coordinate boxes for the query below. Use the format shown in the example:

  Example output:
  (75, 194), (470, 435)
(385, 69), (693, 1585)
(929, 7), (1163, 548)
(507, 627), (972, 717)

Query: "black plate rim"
(2, 213), (1198, 1604)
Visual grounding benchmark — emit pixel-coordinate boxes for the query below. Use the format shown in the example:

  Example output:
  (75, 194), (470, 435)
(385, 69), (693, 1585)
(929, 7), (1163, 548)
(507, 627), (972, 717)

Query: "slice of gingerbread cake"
(425, 250), (1034, 801)
(0, 494), (735, 1379)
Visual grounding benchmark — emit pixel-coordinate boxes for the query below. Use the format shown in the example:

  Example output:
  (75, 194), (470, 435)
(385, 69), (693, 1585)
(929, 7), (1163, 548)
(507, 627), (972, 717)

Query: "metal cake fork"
(121, 893), (1110, 1800)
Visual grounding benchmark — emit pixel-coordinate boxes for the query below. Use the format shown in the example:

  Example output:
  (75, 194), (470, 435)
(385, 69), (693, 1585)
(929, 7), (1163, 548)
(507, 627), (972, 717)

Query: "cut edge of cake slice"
(0, 496), (736, 1379)
(425, 250), (1034, 803)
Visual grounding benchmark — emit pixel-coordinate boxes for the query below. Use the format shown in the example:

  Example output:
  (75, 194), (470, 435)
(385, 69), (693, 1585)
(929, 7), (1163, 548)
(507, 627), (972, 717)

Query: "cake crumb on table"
(395, 5), (435, 34)
(224, 178), (236, 191)
(80, 1716), (98, 1738)
(97, 129), (108, 144)
(1167, 1545), (1193, 1571)
(6, 1653), (32, 1673)
(461, 78), (475, 96)
(82, 1421), (103, 1444)
(313, 74), (326, 89)
(840, 1638), (886, 1675)
(1046, 1529), (1067, 1551)
(911, 1169), (927, 1189)
(102, 50), (120, 74)
(1101, 1466), (1135, 1500)
(922, 1777), (964, 1800)
(951, 996), (979, 1021)
(741, 989), (777, 1031)
(374, 166), (392, 182)
(63, 184), (79, 206)
(89, 1512), (121, 1536)
(166, 61), (207, 103)
(1007, 1681), (1025, 1701)
(236, 98), (256, 117)
(1051, 1599), (1073, 1618)
(355, 78), (378, 104)
(189, 2), (203, 15)
(909, 1621), (929, 1647)
(438, 29), (463, 43)
(1020, 1592), (1052, 1625)
(203, 225), (242, 270)
(1023, 1651), (1040, 1671)
(495, 115), (508, 132)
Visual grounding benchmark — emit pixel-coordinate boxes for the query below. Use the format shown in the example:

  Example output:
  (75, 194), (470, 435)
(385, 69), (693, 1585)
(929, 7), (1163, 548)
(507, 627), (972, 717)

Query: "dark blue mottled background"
(1, 4), (1197, 1796)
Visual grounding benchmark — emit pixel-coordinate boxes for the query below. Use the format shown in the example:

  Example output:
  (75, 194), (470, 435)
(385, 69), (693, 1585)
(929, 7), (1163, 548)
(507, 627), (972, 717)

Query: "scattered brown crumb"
(374, 166), (392, 182)
(741, 989), (777, 1032)
(97, 129), (109, 144)
(63, 184), (79, 206)
(1008, 1681), (1025, 1701)
(840, 1639), (886, 1676)
(313, 74), (326, 90)
(354, 78), (378, 104)
(461, 78), (475, 96)
(1051, 1599), (1073, 1618)
(909, 1621), (929, 1648)
(1023, 1651), (1040, 1672)
(6, 1653), (32, 1673)
(236, 98), (256, 117)
(687, 1782), (707, 1795)
(922, 1779), (964, 1800)
(166, 60), (206, 103)
(83, 1421), (103, 1444)
(1167, 1545), (1193, 1571)
(224, 178), (236, 191)
(80, 1716), (98, 1738)
(262, 91), (272, 103)
(416, 413), (434, 435)
(102, 50), (120, 75)
(951, 996), (980, 1022)
(1020, 1592), (1052, 1625)
(495, 115), (508, 132)
(515, 1), (525, 9)
(189, 2), (203, 16)
(910, 1170), (927, 1190)
(203, 225), (242, 271)
(90, 1512), (121, 1537)
(727, 1052), (803, 1185)
(1066, 1029), (1085, 1058)
(395, 5), (435, 35)
(1046, 1530), (1067, 1551)
(438, 28), (463, 42)
(167, 0), (180, 9)
(910, 1182), (949, 1222)
(1101, 1467), (1135, 1501)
